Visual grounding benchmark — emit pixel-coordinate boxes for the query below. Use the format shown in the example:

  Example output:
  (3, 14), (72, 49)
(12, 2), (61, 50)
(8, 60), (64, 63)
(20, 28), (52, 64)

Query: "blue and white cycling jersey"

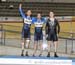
(19, 7), (35, 30)
(23, 16), (32, 30)
(19, 7), (46, 33)
(33, 18), (45, 33)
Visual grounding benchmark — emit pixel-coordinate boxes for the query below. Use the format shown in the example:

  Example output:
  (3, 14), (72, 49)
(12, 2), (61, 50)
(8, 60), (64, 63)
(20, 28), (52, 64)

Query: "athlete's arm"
(19, 3), (26, 19)
(42, 17), (49, 23)
(31, 17), (36, 24)
(45, 20), (49, 35)
(57, 20), (60, 34)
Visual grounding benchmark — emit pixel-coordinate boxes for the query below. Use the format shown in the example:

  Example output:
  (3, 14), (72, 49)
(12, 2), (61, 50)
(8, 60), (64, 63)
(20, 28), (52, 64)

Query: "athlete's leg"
(39, 33), (43, 56)
(25, 38), (30, 56)
(24, 31), (31, 56)
(53, 34), (58, 57)
(54, 41), (58, 57)
(47, 41), (52, 57)
(25, 38), (30, 48)
(33, 33), (38, 56)
(46, 33), (52, 57)
(33, 41), (38, 56)
(21, 38), (26, 56)
(54, 41), (58, 53)
(39, 40), (43, 56)
(21, 28), (24, 56)
(28, 40), (30, 48)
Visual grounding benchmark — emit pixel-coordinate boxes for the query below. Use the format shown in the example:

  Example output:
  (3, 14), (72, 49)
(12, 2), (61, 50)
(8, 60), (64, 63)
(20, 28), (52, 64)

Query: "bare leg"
(25, 38), (30, 48)
(47, 41), (52, 57)
(39, 40), (43, 56)
(25, 38), (30, 56)
(33, 41), (38, 56)
(54, 41), (58, 57)
(48, 41), (52, 53)
(21, 38), (26, 56)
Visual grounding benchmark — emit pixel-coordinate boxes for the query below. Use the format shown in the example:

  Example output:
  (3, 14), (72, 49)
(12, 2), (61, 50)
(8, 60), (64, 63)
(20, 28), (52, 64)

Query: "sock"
(48, 52), (50, 54)
(21, 49), (24, 54)
(55, 52), (56, 54)
(26, 50), (28, 54)
(48, 46), (50, 54)
(40, 49), (43, 54)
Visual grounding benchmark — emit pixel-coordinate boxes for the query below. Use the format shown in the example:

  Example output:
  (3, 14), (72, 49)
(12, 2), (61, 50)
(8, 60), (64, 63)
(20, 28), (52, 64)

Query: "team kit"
(19, 4), (60, 57)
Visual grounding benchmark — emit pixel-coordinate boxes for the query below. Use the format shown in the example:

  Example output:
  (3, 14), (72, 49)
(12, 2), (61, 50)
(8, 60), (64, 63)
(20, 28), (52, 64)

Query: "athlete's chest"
(48, 20), (56, 27)
(24, 16), (32, 24)
(34, 20), (44, 27)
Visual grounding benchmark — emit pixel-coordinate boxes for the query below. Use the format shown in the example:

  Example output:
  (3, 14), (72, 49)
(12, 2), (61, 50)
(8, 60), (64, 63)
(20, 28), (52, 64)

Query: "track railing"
(0, 24), (75, 54)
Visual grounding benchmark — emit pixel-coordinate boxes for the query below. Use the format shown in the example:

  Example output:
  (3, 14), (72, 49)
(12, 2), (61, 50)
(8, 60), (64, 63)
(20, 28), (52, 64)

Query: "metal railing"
(0, 24), (75, 54)
(59, 32), (75, 54)
(0, 24), (5, 45)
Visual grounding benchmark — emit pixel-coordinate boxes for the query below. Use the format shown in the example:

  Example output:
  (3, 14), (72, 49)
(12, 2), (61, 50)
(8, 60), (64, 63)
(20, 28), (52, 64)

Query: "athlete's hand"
(57, 34), (59, 37)
(46, 17), (49, 19)
(19, 3), (22, 8)
(45, 34), (48, 38)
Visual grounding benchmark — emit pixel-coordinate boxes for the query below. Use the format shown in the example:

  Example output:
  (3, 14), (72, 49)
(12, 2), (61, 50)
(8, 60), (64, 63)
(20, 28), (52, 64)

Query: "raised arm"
(19, 3), (26, 19)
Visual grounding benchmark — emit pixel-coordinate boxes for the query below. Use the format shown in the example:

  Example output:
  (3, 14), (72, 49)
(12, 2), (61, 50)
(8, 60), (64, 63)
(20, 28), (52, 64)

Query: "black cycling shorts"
(47, 33), (58, 41)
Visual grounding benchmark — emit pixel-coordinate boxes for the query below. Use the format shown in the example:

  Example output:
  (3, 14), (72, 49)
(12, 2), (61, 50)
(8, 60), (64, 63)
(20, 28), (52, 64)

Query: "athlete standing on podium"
(32, 13), (45, 56)
(19, 3), (35, 56)
(45, 11), (60, 57)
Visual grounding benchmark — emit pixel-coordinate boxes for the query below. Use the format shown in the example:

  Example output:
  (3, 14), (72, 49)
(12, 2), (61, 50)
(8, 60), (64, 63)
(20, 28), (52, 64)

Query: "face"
(37, 13), (41, 19)
(49, 12), (54, 18)
(27, 10), (32, 16)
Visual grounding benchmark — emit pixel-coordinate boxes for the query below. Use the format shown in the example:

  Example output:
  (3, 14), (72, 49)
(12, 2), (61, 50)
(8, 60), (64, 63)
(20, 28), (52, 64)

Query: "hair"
(49, 11), (55, 17)
(37, 12), (42, 18)
(49, 11), (54, 14)
(27, 10), (31, 12)
(49, 9), (54, 12)
(37, 11), (42, 14)
(26, 10), (32, 17)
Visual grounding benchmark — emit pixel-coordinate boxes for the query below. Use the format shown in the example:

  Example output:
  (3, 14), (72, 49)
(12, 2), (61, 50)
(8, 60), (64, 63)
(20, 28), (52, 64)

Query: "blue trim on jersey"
(32, 18), (45, 24)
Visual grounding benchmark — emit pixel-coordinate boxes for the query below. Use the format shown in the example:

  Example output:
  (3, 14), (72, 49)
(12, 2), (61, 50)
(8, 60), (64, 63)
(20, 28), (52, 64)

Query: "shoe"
(25, 51), (29, 56)
(39, 54), (42, 57)
(47, 52), (50, 57)
(21, 50), (24, 56)
(54, 52), (58, 57)
(21, 53), (24, 56)
(33, 54), (35, 57)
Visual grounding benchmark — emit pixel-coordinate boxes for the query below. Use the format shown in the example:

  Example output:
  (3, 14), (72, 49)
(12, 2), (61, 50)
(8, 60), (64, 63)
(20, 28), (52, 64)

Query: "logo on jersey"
(24, 16), (32, 24)
(34, 20), (44, 27)
(49, 20), (55, 26)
